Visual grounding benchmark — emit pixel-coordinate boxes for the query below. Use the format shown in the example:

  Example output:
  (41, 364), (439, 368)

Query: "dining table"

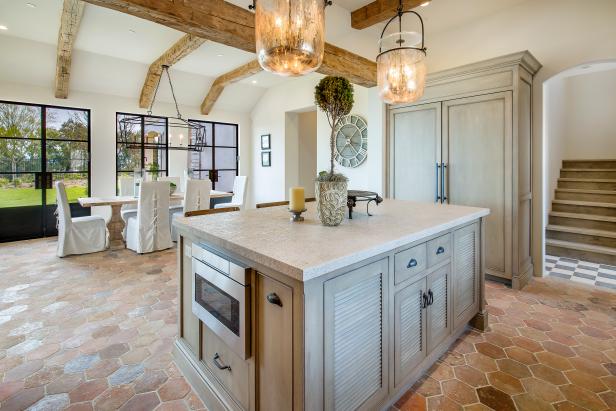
(78, 190), (233, 248)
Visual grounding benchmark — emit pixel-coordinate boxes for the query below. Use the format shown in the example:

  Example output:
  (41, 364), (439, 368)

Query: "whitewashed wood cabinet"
(174, 216), (486, 411)
(388, 51), (541, 289)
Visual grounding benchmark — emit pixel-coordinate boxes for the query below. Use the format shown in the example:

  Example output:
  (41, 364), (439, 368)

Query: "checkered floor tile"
(545, 255), (616, 290)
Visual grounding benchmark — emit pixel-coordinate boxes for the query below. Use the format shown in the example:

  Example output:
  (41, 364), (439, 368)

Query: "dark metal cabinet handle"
(428, 289), (434, 306)
(435, 163), (441, 203)
(266, 293), (282, 307)
(422, 292), (428, 309)
(407, 258), (418, 269)
(436, 246), (445, 255)
(441, 163), (448, 203)
(213, 353), (231, 371)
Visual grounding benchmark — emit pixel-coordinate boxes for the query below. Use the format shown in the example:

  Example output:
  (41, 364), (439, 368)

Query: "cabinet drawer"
(202, 325), (250, 409)
(394, 243), (427, 285)
(428, 234), (451, 267)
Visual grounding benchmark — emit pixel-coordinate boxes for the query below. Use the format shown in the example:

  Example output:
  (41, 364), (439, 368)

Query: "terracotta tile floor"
(1, 238), (615, 411)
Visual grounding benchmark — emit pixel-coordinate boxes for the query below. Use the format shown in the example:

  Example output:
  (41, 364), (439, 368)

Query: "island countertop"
(173, 199), (489, 282)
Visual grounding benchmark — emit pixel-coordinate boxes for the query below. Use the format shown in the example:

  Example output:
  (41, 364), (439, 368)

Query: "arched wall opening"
(542, 60), (616, 272)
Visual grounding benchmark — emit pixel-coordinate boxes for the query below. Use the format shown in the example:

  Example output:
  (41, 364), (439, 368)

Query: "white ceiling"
(0, 0), (532, 111)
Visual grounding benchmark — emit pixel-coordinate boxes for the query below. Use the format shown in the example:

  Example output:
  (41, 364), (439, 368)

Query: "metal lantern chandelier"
(249, 0), (331, 76)
(118, 65), (207, 151)
(377, 1), (427, 104)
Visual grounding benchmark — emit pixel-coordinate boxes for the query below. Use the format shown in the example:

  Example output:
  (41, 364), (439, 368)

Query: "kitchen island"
(173, 200), (490, 411)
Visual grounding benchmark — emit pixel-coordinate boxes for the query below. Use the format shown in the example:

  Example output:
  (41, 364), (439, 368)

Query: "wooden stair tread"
(555, 188), (616, 195)
(561, 168), (616, 172)
(546, 238), (616, 256)
(559, 178), (616, 183)
(552, 199), (616, 208)
(563, 159), (616, 162)
(546, 224), (616, 238)
(549, 212), (616, 222)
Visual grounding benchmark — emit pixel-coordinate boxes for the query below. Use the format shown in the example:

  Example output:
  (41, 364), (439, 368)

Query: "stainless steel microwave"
(192, 244), (251, 359)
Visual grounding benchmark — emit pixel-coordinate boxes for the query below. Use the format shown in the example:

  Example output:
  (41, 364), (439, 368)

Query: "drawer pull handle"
(428, 289), (434, 306)
(267, 293), (283, 307)
(436, 246), (445, 255)
(407, 259), (418, 269)
(213, 353), (231, 372)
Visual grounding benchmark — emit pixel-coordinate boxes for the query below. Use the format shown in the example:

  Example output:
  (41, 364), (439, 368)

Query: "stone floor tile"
(0, 380), (24, 402)
(599, 391), (616, 410)
(64, 354), (100, 374)
(504, 346), (538, 365)
(158, 377), (191, 402)
(395, 390), (426, 411)
(475, 342), (506, 360)
(69, 379), (108, 403)
(496, 358), (532, 379)
(535, 351), (573, 371)
(564, 369), (608, 393)
(119, 392), (160, 411)
(109, 364), (145, 386)
(85, 358), (121, 379)
(521, 377), (564, 403)
(476, 386), (516, 411)
(0, 386), (44, 411)
(46, 373), (84, 395)
(559, 384), (608, 411)
(486, 371), (524, 395)
(530, 364), (569, 385)
(542, 340), (576, 358)
(453, 365), (487, 388)
(512, 393), (554, 411)
(99, 343), (130, 360)
(465, 353), (498, 373)
(28, 393), (70, 411)
(92, 385), (135, 411)
(426, 395), (463, 411)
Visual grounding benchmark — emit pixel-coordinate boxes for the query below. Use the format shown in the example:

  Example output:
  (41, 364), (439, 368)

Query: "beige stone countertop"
(174, 199), (490, 282)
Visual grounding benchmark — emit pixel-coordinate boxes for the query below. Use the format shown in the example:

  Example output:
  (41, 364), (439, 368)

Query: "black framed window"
(116, 112), (168, 191)
(0, 100), (91, 241)
(188, 120), (238, 192)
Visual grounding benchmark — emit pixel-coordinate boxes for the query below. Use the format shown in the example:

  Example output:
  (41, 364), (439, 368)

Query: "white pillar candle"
(289, 187), (305, 212)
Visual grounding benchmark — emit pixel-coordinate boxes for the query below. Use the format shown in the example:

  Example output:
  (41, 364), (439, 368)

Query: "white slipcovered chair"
(118, 176), (138, 240)
(157, 176), (181, 192)
(214, 176), (247, 210)
(55, 182), (108, 257)
(171, 179), (212, 241)
(125, 181), (173, 254)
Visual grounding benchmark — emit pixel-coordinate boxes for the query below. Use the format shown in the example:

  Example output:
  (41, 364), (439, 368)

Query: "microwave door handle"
(213, 353), (232, 371)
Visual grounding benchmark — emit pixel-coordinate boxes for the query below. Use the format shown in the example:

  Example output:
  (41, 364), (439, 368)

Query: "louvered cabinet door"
(394, 277), (427, 386)
(426, 266), (452, 352)
(323, 258), (389, 411)
(453, 222), (480, 328)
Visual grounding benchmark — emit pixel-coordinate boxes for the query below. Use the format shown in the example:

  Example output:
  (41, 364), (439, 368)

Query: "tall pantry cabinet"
(388, 51), (541, 289)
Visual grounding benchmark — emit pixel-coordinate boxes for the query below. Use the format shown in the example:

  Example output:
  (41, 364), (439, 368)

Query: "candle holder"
(288, 208), (307, 222)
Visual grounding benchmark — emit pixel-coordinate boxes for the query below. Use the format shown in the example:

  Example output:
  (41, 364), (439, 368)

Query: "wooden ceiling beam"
(55, 0), (85, 99)
(201, 60), (263, 115)
(82, 0), (377, 87)
(140, 34), (206, 109)
(351, 0), (427, 30)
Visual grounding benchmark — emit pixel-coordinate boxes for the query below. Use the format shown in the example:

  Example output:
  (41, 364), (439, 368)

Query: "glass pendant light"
(377, 1), (427, 104)
(250, 0), (330, 76)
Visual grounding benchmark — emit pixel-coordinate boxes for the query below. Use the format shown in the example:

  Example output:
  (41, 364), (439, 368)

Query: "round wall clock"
(334, 114), (368, 168)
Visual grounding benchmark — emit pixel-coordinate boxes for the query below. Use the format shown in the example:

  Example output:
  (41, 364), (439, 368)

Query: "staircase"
(547, 159), (616, 265)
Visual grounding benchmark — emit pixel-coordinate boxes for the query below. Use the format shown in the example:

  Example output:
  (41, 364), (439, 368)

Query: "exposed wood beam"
(351, 0), (427, 30)
(201, 60), (263, 115)
(55, 0), (85, 99)
(82, 0), (376, 87)
(318, 44), (376, 88)
(140, 34), (206, 109)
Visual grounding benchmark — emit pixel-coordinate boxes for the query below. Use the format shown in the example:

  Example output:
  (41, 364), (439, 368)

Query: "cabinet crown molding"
(426, 50), (542, 85)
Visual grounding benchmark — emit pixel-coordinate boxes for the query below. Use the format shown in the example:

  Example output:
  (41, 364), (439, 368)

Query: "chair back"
(182, 169), (190, 193)
(231, 176), (248, 208)
(184, 179), (211, 214)
(55, 182), (72, 231)
(118, 176), (134, 196)
(137, 181), (172, 250)
(158, 176), (180, 191)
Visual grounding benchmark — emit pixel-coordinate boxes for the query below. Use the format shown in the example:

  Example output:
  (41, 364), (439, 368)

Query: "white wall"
(250, 75), (386, 206)
(0, 81), (252, 218)
(418, 0), (616, 276)
(298, 111), (317, 197)
(561, 68), (616, 159)
(543, 76), (567, 222)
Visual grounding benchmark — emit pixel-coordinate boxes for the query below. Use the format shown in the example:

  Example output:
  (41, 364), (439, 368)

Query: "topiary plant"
(314, 76), (354, 180)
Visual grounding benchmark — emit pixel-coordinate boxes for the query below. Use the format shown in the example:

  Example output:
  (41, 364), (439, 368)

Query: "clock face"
(334, 114), (368, 168)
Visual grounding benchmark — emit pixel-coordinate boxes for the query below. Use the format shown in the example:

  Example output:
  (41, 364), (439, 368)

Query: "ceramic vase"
(315, 180), (347, 226)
